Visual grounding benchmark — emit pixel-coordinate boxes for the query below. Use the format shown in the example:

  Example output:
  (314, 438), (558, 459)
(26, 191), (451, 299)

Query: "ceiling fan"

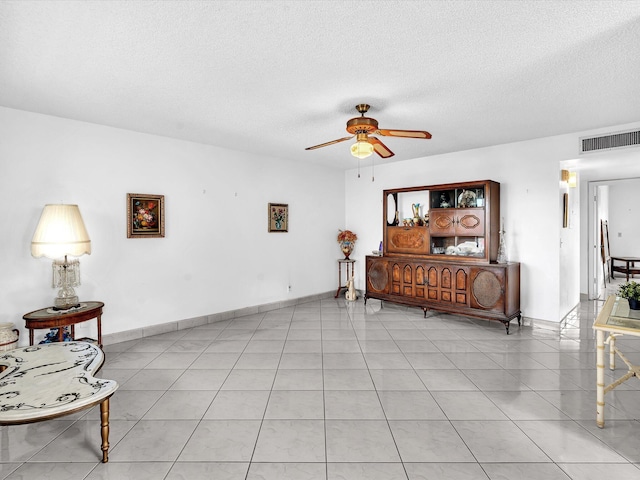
(305, 104), (431, 159)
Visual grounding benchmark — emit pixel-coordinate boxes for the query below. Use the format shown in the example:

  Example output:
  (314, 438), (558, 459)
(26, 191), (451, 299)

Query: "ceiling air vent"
(580, 129), (640, 154)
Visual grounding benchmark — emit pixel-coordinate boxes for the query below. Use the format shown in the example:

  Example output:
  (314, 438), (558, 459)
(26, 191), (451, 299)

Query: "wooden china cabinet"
(365, 179), (521, 333)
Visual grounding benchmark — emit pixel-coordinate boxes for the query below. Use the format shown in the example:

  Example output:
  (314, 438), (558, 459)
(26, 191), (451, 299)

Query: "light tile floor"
(2, 295), (640, 480)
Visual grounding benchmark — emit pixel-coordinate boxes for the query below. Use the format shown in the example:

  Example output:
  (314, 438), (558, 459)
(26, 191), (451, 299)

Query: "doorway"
(587, 177), (640, 300)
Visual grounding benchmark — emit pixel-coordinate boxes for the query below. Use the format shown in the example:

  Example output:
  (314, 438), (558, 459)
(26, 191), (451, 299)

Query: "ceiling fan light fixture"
(351, 135), (374, 159)
(305, 104), (430, 158)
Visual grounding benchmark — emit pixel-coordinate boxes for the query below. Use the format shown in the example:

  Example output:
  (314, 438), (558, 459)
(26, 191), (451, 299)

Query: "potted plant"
(617, 280), (640, 310)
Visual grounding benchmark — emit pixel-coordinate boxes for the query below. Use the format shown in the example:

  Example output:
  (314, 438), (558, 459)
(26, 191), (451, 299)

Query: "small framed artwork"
(127, 193), (165, 238)
(268, 203), (288, 232)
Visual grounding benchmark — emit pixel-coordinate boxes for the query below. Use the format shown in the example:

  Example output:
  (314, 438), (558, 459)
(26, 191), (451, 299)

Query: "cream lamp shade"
(350, 140), (374, 159)
(31, 204), (91, 259)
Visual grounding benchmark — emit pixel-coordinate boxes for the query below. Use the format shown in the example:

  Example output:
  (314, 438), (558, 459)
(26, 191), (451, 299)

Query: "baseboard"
(102, 291), (335, 346)
(527, 317), (562, 332)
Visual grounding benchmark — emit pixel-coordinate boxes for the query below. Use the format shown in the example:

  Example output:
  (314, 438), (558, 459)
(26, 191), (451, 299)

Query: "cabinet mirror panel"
(386, 193), (397, 226)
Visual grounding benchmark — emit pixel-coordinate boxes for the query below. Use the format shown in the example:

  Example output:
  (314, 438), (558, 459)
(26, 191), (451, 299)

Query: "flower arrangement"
(272, 207), (286, 229)
(618, 281), (640, 301)
(133, 201), (157, 229)
(337, 230), (357, 259)
(337, 230), (358, 243)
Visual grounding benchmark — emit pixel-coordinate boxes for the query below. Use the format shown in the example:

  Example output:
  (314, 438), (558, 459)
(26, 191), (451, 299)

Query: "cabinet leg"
(504, 321), (510, 335)
(423, 308), (428, 318)
(517, 314), (521, 326)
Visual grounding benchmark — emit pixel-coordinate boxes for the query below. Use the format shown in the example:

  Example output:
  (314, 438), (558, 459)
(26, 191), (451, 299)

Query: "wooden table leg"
(596, 330), (605, 428)
(335, 261), (342, 298)
(100, 397), (111, 462)
(626, 260), (630, 281)
(97, 313), (103, 347)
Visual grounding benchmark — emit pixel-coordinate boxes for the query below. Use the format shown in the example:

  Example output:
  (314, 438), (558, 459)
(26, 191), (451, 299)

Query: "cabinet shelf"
(383, 180), (498, 262)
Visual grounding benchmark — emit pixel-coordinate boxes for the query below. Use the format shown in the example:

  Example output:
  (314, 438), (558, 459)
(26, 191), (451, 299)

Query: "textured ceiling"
(1, 1), (639, 170)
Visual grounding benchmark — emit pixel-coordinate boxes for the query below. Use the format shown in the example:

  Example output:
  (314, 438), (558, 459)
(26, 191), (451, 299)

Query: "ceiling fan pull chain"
(357, 158), (361, 178)
(371, 156), (375, 182)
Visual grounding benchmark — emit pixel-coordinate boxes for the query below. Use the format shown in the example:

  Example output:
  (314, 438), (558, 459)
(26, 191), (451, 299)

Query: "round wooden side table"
(23, 301), (104, 347)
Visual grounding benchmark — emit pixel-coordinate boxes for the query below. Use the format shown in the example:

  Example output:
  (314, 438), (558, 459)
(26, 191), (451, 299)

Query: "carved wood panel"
(391, 263), (401, 294)
(441, 268), (451, 289)
(429, 208), (484, 237)
(456, 209), (484, 236)
(429, 210), (456, 236)
(415, 266), (426, 298)
(471, 268), (505, 311)
(428, 267), (438, 287)
(455, 268), (468, 305)
(367, 259), (389, 292)
(455, 269), (467, 290)
(392, 264), (400, 282)
(387, 227), (430, 255)
(403, 265), (412, 283)
(401, 264), (412, 296)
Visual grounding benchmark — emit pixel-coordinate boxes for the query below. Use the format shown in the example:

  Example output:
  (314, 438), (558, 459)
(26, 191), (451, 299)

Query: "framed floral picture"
(268, 203), (288, 232)
(127, 193), (165, 238)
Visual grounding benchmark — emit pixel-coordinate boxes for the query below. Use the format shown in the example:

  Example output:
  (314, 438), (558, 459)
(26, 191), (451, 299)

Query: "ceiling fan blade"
(375, 129), (432, 139)
(305, 136), (354, 150)
(369, 136), (395, 158)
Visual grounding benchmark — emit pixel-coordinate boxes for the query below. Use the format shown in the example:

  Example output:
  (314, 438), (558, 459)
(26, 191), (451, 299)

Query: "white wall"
(0, 107), (345, 342)
(608, 178), (640, 257)
(559, 164), (581, 315)
(345, 123), (640, 323)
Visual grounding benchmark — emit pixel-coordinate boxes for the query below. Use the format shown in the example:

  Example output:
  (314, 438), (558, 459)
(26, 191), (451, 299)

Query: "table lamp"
(31, 204), (91, 310)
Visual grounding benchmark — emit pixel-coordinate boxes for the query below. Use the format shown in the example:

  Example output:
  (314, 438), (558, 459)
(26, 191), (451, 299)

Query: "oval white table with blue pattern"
(0, 341), (118, 462)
